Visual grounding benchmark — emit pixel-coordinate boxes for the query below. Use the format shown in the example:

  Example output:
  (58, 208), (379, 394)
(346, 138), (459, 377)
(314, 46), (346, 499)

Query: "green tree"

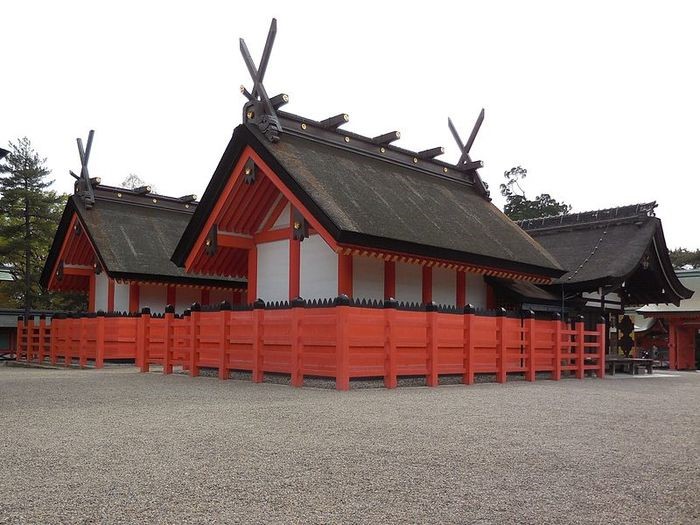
(0, 138), (85, 313)
(668, 248), (700, 269)
(500, 166), (571, 221)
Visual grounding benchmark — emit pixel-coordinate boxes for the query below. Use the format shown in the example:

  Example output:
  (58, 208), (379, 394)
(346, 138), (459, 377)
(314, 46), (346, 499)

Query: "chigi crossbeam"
(238, 19), (490, 196)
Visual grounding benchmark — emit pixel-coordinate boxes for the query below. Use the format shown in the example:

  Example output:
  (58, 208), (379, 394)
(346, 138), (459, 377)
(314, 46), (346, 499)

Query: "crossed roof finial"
(69, 130), (96, 208)
(239, 18), (288, 142)
(448, 110), (489, 197)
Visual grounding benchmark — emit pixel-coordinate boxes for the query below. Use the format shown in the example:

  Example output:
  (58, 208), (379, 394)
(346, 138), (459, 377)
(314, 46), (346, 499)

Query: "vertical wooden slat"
(463, 307), (475, 385)
(426, 305), (438, 387)
(525, 312), (536, 382)
(384, 300), (397, 389)
(597, 316), (606, 379)
(576, 316), (585, 380)
(497, 311), (507, 383)
(335, 301), (350, 391)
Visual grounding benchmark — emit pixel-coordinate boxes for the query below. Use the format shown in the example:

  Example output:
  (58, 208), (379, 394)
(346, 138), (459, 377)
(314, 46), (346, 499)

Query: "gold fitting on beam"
(413, 157), (418, 163)
(301, 123), (307, 130)
(380, 147), (385, 153)
(344, 137), (350, 143)
(247, 111), (254, 120)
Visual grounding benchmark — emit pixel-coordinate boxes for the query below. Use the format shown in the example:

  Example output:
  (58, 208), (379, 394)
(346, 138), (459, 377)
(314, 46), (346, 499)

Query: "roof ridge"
(518, 202), (657, 231)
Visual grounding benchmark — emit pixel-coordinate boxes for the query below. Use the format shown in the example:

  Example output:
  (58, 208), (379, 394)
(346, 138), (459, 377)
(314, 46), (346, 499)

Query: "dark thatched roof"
(173, 124), (564, 279)
(518, 203), (693, 305)
(40, 186), (245, 289)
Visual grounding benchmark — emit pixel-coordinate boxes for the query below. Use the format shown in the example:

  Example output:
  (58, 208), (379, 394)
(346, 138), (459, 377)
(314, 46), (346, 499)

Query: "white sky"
(2, 1), (698, 249)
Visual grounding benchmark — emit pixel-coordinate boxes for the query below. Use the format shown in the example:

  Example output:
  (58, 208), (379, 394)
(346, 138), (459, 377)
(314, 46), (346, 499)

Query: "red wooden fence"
(16, 299), (606, 389)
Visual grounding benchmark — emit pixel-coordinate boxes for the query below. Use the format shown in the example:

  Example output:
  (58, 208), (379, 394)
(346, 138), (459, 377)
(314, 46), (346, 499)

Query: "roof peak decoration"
(239, 18), (285, 143)
(518, 202), (657, 232)
(238, 19), (489, 197)
(69, 130), (100, 209)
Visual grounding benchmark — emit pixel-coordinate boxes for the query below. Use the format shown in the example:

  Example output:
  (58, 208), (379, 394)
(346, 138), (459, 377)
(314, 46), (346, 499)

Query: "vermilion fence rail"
(16, 298), (606, 389)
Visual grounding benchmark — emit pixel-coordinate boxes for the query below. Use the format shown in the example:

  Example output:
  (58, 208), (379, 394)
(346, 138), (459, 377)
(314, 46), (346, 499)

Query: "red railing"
(16, 299), (606, 389)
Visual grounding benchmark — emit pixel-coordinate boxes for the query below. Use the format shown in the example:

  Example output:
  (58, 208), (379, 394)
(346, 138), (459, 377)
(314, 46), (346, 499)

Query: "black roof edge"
(173, 124), (564, 280)
(519, 202), (658, 232)
(107, 271), (247, 289)
(648, 217), (694, 301)
(336, 230), (566, 279)
(40, 197), (80, 289)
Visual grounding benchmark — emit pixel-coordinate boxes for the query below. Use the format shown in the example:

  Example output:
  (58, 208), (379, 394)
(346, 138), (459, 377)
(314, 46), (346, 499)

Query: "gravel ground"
(1, 366), (698, 524)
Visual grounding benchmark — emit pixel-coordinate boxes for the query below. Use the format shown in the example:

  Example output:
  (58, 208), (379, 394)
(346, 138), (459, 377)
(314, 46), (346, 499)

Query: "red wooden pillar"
(107, 279), (115, 312)
(219, 307), (231, 380)
(597, 316), (606, 379)
(456, 271), (466, 309)
(129, 283), (140, 313)
(95, 313), (105, 368)
(463, 306), (475, 385)
(575, 316), (585, 379)
(496, 310), (507, 383)
(335, 297), (350, 390)
(88, 272), (96, 312)
(190, 305), (201, 377)
(252, 303), (264, 383)
(524, 311), (536, 382)
(338, 253), (353, 297)
(78, 316), (87, 368)
(232, 290), (243, 305)
(166, 286), (176, 308)
(553, 314), (562, 381)
(15, 316), (24, 361)
(37, 315), (46, 364)
(138, 308), (151, 373)
(290, 298), (304, 387)
(668, 321), (677, 370)
(201, 289), (210, 306)
(426, 305), (438, 387)
(422, 265), (432, 304)
(163, 306), (174, 374)
(384, 261), (396, 300)
(384, 299), (397, 388)
(486, 283), (496, 309)
(289, 238), (301, 300)
(247, 246), (258, 304)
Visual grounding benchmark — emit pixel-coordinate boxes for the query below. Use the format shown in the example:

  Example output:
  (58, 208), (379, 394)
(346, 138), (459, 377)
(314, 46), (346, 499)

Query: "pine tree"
(0, 138), (83, 313)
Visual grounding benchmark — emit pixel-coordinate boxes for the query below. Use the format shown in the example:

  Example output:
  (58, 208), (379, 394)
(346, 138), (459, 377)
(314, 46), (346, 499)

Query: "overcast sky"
(2, 1), (698, 249)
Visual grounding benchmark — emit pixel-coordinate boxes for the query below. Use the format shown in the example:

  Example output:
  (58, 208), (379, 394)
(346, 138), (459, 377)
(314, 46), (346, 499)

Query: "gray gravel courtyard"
(1, 365), (698, 524)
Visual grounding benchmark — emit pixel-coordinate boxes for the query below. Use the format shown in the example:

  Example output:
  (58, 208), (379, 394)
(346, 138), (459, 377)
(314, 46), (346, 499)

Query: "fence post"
(189, 302), (201, 377)
(95, 312), (105, 368)
(463, 305), (475, 385)
(37, 315), (46, 364)
(426, 302), (438, 387)
(64, 316), (73, 367)
(252, 299), (265, 383)
(335, 295), (350, 391)
(164, 305), (174, 374)
(219, 301), (232, 380)
(26, 316), (35, 362)
(290, 298), (305, 387)
(575, 315), (585, 379)
(16, 316), (24, 361)
(552, 313), (562, 381)
(597, 316), (606, 379)
(138, 308), (151, 373)
(383, 298), (398, 389)
(49, 315), (58, 365)
(524, 310), (536, 382)
(497, 308), (507, 383)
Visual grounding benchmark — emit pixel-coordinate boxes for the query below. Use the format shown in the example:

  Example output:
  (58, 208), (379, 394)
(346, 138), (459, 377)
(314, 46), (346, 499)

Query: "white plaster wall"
(352, 256), (384, 301)
(432, 266), (455, 307)
(176, 287), (201, 313)
(94, 272), (108, 312)
(467, 273), (488, 309)
(113, 281), (130, 312)
(140, 284), (166, 314)
(257, 239), (289, 302)
(395, 262), (422, 304)
(300, 234), (337, 301)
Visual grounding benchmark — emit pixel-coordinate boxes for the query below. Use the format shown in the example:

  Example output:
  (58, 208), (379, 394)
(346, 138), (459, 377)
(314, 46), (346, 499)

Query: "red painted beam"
(254, 228), (291, 244)
(88, 272), (96, 312)
(217, 233), (254, 250)
(201, 289), (210, 306)
(62, 265), (93, 277)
